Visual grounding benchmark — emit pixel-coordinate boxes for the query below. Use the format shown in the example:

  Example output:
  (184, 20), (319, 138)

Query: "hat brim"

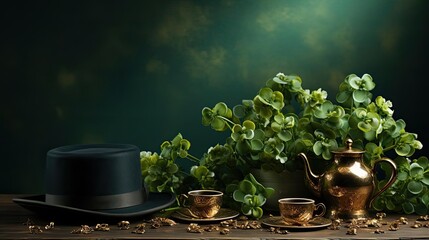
(13, 192), (176, 221)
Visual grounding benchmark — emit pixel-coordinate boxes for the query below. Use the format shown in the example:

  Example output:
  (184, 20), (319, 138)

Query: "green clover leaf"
(272, 73), (303, 92)
(253, 88), (285, 119)
(231, 173), (274, 219)
(201, 102), (233, 131)
(408, 180), (423, 194)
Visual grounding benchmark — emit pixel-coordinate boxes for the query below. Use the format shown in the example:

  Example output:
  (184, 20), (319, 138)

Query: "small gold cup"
(179, 190), (223, 218)
(278, 198), (326, 226)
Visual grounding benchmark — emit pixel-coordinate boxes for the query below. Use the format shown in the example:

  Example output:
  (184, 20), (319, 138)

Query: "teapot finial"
(346, 138), (353, 150)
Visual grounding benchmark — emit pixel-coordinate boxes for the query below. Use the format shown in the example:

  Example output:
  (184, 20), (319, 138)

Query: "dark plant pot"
(250, 168), (314, 212)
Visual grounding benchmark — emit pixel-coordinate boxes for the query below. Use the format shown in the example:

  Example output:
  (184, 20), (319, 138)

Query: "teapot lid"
(331, 138), (365, 155)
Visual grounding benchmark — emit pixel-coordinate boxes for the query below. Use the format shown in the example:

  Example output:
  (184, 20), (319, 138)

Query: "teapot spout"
(298, 153), (322, 198)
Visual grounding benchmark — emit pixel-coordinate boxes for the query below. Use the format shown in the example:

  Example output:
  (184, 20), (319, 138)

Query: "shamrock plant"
(227, 173), (274, 219)
(334, 75), (422, 164)
(253, 87), (285, 119)
(202, 102), (233, 131)
(373, 156), (429, 214)
(142, 71), (425, 216)
(199, 71), (425, 215)
(140, 133), (211, 194)
(189, 165), (216, 190)
(336, 73), (375, 107)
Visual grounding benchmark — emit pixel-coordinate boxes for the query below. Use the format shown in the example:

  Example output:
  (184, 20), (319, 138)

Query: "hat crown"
(45, 143), (145, 209)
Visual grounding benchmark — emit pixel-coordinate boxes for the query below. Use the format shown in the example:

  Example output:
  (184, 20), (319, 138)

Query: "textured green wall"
(1, 0), (428, 193)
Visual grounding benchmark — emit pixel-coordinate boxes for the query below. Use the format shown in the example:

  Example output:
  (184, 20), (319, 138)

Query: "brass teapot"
(299, 138), (397, 220)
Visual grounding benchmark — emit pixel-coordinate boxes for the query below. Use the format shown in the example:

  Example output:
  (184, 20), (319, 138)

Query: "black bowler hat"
(13, 143), (175, 221)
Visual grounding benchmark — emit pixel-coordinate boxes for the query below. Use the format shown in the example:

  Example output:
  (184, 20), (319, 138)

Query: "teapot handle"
(369, 157), (398, 207)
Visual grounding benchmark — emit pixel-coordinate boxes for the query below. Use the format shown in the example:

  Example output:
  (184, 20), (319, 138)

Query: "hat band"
(46, 189), (146, 210)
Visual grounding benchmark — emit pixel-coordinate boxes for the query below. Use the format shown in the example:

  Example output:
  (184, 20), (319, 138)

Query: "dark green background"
(1, 0), (428, 193)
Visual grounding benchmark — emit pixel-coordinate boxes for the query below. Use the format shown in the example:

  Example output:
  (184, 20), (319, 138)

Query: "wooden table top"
(2, 194), (429, 239)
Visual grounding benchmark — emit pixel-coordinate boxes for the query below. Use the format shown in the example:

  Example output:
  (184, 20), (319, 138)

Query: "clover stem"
(160, 206), (181, 213)
(382, 144), (396, 153)
(186, 154), (200, 163)
(217, 116), (235, 130)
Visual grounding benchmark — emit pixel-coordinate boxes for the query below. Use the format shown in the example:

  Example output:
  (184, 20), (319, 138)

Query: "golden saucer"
(262, 216), (331, 230)
(171, 208), (239, 222)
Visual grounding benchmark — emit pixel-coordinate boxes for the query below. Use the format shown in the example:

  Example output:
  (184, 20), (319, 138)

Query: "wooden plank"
(1, 194), (429, 239)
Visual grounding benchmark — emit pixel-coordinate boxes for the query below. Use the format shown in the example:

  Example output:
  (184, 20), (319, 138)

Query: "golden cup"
(278, 198), (326, 226)
(179, 190), (223, 218)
